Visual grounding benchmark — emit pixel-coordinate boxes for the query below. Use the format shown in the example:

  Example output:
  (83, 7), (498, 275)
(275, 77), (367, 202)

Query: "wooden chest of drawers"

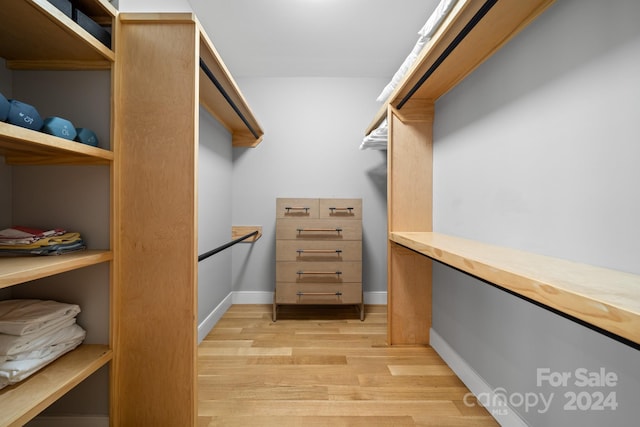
(274, 198), (363, 321)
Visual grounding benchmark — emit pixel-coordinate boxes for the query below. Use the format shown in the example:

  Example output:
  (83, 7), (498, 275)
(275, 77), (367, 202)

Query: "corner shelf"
(391, 232), (640, 346)
(1, 0), (116, 70)
(0, 345), (112, 427)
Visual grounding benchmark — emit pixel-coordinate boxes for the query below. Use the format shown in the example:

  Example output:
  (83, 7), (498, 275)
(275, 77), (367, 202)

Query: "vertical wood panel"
(387, 99), (434, 345)
(388, 101), (433, 233)
(113, 18), (198, 426)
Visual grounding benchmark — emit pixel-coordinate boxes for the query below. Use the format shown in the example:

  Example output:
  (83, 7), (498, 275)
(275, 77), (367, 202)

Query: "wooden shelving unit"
(377, 0), (640, 349)
(373, 0), (560, 346)
(0, 0), (116, 424)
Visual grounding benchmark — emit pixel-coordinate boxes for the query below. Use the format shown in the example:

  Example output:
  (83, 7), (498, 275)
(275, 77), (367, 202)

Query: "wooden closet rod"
(199, 58), (260, 140)
(396, 0), (498, 110)
(198, 230), (259, 262)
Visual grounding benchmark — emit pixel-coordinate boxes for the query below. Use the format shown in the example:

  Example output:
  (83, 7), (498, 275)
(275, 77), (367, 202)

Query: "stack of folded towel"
(359, 118), (388, 150)
(0, 226), (86, 256)
(0, 299), (86, 389)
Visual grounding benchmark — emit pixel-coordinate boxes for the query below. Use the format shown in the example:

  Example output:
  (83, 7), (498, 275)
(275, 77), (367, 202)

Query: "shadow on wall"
(366, 151), (387, 197)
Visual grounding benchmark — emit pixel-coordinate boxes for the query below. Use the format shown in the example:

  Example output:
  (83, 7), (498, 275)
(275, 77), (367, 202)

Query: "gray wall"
(432, 0), (640, 425)
(230, 77), (389, 299)
(198, 106), (233, 323)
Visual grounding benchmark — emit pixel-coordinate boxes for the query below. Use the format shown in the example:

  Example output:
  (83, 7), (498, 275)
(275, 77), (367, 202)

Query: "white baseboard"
(197, 292), (233, 343)
(430, 328), (528, 427)
(363, 291), (387, 305)
(26, 416), (108, 427)
(232, 291), (274, 304)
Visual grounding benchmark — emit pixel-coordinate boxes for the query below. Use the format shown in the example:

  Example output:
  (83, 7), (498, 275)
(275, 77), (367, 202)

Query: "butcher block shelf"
(0, 250), (112, 289)
(390, 231), (640, 346)
(0, 345), (112, 427)
(0, 122), (113, 165)
(1, 0), (115, 70)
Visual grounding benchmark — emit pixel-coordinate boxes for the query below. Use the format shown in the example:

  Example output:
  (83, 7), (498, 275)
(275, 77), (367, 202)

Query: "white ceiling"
(189, 0), (441, 78)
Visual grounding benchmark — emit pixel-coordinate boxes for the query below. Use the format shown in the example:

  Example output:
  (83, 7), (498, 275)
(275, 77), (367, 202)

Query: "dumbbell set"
(1, 92), (99, 147)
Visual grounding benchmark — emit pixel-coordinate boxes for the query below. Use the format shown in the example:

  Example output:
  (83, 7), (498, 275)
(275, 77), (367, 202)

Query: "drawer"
(275, 282), (362, 304)
(276, 240), (362, 262)
(276, 198), (319, 218)
(276, 261), (362, 283)
(276, 218), (362, 240)
(319, 198), (362, 220)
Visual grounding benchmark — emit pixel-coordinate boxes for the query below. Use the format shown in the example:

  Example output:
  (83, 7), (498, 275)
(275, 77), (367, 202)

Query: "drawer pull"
(329, 207), (354, 214)
(297, 270), (342, 277)
(296, 249), (342, 255)
(285, 206), (310, 213)
(297, 292), (342, 297)
(297, 227), (342, 234)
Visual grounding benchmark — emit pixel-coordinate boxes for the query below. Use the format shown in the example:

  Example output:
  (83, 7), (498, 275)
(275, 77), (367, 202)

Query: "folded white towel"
(0, 334), (85, 389)
(0, 299), (81, 336)
(1, 324), (85, 363)
(0, 321), (81, 357)
(360, 119), (388, 150)
(418, 0), (458, 39)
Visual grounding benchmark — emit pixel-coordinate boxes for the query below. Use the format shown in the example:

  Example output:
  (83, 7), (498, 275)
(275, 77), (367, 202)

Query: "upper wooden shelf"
(0, 344), (112, 427)
(366, 0), (555, 134)
(0, 0), (116, 70)
(199, 26), (264, 148)
(390, 231), (640, 346)
(0, 250), (112, 289)
(0, 122), (113, 165)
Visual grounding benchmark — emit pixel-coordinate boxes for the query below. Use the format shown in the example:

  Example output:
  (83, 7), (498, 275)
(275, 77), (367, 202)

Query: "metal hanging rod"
(198, 230), (259, 262)
(397, 0), (498, 110)
(199, 58), (260, 140)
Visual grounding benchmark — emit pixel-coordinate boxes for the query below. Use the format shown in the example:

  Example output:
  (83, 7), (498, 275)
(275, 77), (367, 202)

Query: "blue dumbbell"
(7, 100), (43, 131)
(42, 116), (77, 140)
(75, 128), (99, 147)
(0, 93), (9, 121)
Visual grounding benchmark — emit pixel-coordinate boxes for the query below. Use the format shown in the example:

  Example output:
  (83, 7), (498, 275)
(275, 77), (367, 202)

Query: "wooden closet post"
(114, 15), (199, 426)
(387, 100), (434, 345)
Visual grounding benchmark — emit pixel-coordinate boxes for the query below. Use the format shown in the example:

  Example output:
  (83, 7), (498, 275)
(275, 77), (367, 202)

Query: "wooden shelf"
(0, 0), (115, 70)
(0, 344), (112, 427)
(0, 250), (112, 289)
(366, 0), (555, 134)
(117, 13), (264, 148)
(390, 231), (640, 345)
(0, 122), (113, 165)
(199, 29), (264, 148)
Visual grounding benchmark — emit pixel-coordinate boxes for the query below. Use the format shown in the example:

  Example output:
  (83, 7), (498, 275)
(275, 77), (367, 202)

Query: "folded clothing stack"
(0, 299), (86, 389)
(0, 226), (86, 256)
(359, 118), (388, 150)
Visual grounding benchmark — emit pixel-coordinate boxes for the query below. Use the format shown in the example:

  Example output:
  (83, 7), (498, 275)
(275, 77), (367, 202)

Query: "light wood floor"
(198, 304), (498, 427)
